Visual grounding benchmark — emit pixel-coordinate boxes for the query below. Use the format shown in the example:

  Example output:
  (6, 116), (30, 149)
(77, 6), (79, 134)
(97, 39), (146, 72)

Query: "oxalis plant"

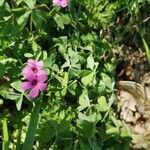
(2, 0), (149, 149)
(21, 59), (48, 150)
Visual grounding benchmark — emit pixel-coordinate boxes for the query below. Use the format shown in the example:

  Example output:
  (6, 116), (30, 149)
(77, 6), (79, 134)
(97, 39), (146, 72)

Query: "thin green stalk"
(2, 118), (9, 150)
(30, 13), (33, 32)
(16, 128), (22, 150)
(22, 98), (42, 150)
(141, 35), (150, 64)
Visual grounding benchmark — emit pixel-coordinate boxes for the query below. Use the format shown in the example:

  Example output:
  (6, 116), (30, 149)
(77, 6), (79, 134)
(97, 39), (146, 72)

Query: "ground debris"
(116, 47), (150, 149)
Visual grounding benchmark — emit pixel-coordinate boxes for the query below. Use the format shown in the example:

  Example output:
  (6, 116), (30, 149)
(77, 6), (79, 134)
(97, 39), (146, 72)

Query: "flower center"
(31, 80), (37, 86)
(32, 67), (38, 73)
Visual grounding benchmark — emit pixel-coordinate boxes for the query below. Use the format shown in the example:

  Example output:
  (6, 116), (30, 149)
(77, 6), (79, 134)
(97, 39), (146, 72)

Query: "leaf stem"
(2, 118), (9, 150)
(141, 34), (150, 64)
(22, 98), (42, 150)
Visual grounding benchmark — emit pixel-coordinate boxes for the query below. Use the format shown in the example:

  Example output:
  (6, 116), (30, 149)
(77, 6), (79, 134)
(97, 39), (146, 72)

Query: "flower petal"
(37, 83), (47, 91)
(27, 59), (37, 67)
(29, 87), (40, 98)
(24, 70), (36, 81)
(36, 70), (47, 76)
(61, 0), (68, 7)
(37, 74), (48, 82)
(53, 0), (61, 5)
(22, 66), (36, 80)
(21, 81), (32, 91)
(22, 66), (31, 76)
(36, 61), (44, 69)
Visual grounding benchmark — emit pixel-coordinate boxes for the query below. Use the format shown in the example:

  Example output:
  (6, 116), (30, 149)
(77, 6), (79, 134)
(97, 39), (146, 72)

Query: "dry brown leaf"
(117, 81), (146, 100)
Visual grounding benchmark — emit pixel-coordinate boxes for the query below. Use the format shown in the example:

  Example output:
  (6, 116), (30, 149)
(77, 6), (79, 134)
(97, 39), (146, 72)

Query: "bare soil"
(116, 46), (150, 149)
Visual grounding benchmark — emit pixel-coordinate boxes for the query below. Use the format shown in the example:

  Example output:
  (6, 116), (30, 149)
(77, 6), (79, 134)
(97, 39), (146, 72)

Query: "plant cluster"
(0, 0), (149, 149)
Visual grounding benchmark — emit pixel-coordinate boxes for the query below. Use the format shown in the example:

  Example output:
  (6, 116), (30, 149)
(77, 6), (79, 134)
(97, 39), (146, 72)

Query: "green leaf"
(24, 53), (33, 58)
(2, 119), (9, 150)
(77, 119), (93, 138)
(0, 63), (5, 78)
(101, 73), (112, 89)
(0, 99), (3, 106)
(17, 10), (31, 28)
(32, 41), (41, 52)
(0, 0), (5, 6)
(68, 0), (77, 20)
(62, 72), (68, 88)
(111, 116), (122, 128)
(54, 14), (67, 29)
(11, 81), (23, 92)
(68, 81), (77, 95)
(106, 127), (119, 135)
(6, 92), (21, 100)
(40, 121), (55, 143)
(23, 0), (36, 9)
(5, 91), (23, 111)
(22, 98), (42, 150)
(51, 64), (59, 72)
(44, 57), (53, 68)
(70, 52), (80, 69)
(57, 120), (69, 133)
(78, 112), (97, 122)
(78, 112), (89, 121)
(42, 51), (47, 60)
(16, 0), (23, 6)
(16, 94), (23, 111)
(81, 72), (94, 86)
(58, 14), (71, 26)
(79, 70), (92, 77)
(32, 9), (47, 28)
(60, 72), (68, 96)
(97, 96), (108, 112)
(120, 127), (131, 138)
(78, 91), (90, 111)
(88, 138), (101, 150)
(87, 54), (94, 70)
(141, 35), (150, 64)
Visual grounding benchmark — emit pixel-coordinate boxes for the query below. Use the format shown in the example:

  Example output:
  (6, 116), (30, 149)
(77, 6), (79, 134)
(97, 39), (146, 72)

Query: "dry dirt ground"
(116, 47), (150, 149)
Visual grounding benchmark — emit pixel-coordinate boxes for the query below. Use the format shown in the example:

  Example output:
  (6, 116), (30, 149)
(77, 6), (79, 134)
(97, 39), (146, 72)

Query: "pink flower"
(22, 59), (46, 78)
(21, 72), (48, 98)
(52, 0), (68, 8)
(21, 59), (48, 98)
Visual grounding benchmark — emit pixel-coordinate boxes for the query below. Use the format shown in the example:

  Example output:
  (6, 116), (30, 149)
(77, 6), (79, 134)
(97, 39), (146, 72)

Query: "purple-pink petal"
(60, 0), (67, 7)
(24, 71), (36, 81)
(21, 81), (32, 91)
(29, 87), (40, 98)
(27, 59), (36, 67)
(36, 70), (47, 76)
(22, 66), (32, 77)
(53, 0), (68, 7)
(22, 66), (29, 75)
(37, 82), (47, 91)
(53, 0), (61, 5)
(37, 74), (48, 82)
(36, 61), (44, 69)
(27, 59), (44, 69)
(22, 60), (45, 78)
(22, 59), (48, 99)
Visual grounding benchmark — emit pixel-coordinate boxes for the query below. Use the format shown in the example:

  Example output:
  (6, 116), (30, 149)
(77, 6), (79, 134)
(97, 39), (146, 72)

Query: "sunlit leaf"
(16, 94), (23, 111)
(87, 54), (94, 70)
(97, 96), (109, 112)
(78, 91), (90, 111)
(81, 72), (94, 86)
(17, 10), (31, 28)
(23, 0), (36, 9)
(11, 81), (23, 93)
